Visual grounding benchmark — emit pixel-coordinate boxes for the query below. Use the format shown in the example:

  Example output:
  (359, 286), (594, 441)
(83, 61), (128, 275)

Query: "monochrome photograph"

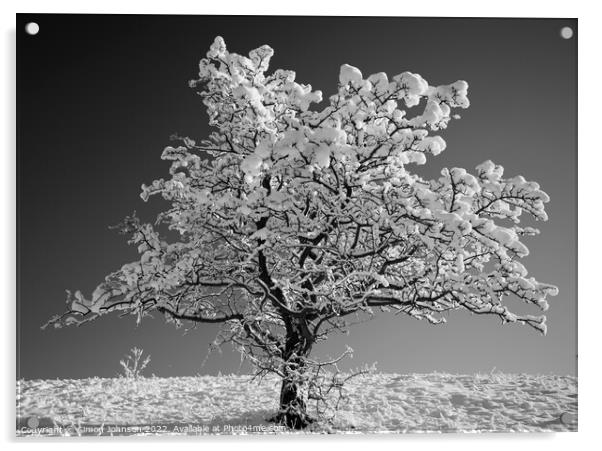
(16, 14), (577, 436)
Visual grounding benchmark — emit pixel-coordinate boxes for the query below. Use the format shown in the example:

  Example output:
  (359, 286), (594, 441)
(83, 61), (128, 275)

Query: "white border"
(2, 1), (599, 450)
(0, 0), (589, 17)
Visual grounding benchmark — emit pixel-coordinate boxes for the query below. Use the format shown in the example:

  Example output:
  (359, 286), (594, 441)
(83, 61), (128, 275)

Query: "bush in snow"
(45, 37), (558, 429)
(118, 347), (151, 380)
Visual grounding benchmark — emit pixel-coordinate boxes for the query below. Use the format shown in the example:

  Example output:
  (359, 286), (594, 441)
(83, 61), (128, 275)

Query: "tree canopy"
(46, 36), (558, 427)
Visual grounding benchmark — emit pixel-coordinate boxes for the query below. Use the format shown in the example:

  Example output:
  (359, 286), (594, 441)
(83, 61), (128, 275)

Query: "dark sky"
(17, 15), (577, 380)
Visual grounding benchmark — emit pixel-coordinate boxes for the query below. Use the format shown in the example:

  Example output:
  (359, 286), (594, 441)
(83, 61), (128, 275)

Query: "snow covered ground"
(16, 372), (577, 436)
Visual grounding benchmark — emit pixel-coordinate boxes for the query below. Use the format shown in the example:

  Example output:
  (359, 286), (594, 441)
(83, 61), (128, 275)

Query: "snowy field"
(17, 372), (577, 436)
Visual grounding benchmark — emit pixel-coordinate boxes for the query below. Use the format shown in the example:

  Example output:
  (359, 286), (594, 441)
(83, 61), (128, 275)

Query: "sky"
(17, 15), (577, 380)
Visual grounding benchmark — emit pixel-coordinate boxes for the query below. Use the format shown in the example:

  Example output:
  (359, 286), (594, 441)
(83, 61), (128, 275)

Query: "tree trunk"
(277, 376), (313, 429)
(272, 319), (314, 429)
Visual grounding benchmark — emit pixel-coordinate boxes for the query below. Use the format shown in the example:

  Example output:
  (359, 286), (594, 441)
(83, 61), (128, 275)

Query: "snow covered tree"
(45, 37), (558, 429)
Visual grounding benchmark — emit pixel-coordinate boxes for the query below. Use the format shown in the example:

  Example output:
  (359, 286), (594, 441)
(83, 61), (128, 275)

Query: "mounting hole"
(560, 26), (573, 40)
(560, 412), (577, 425)
(25, 22), (39, 35)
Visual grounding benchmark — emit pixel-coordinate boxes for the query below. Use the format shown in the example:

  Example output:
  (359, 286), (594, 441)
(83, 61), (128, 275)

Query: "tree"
(45, 36), (558, 429)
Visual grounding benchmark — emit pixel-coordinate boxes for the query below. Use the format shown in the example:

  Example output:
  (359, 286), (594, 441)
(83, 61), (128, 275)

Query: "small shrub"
(119, 347), (151, 379)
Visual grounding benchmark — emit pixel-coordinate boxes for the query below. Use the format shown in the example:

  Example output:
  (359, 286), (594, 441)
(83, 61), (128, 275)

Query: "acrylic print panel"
(16, 14), (577, 436)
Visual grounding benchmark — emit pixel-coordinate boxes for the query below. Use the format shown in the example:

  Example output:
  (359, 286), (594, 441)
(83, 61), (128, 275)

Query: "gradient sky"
(17, 15), (577, 380)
